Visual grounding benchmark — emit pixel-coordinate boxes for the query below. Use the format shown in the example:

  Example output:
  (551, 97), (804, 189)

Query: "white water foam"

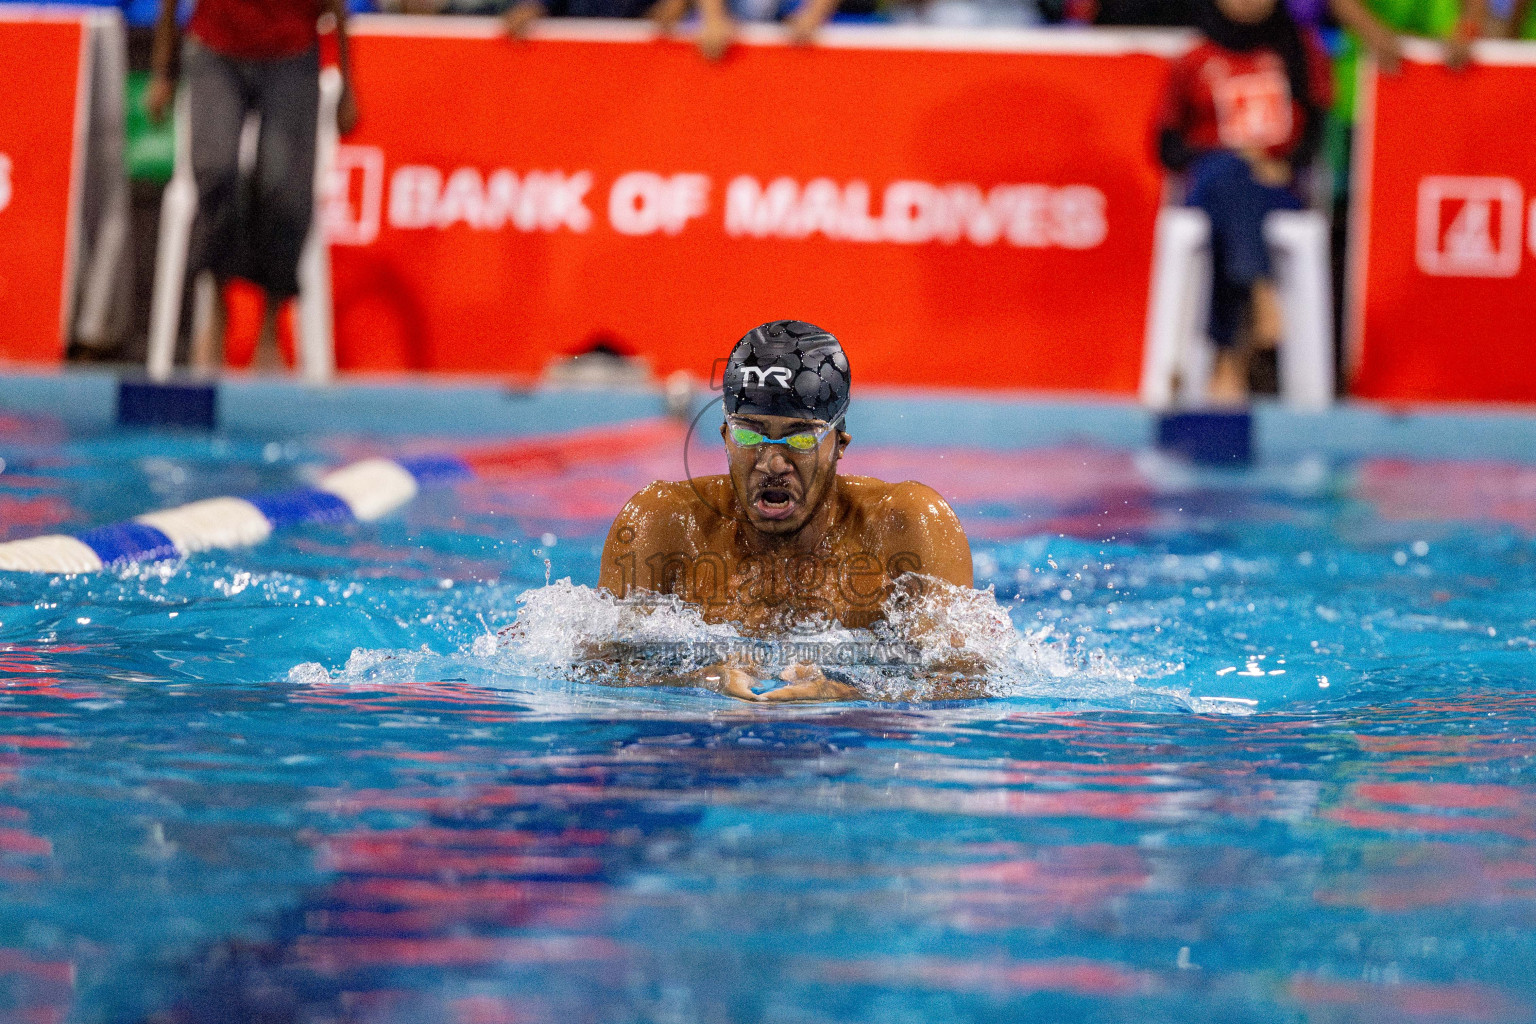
(289, 576), (1241, 712)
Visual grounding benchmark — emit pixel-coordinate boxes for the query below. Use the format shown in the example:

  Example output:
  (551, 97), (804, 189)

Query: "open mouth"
(753, 486), (798, 520)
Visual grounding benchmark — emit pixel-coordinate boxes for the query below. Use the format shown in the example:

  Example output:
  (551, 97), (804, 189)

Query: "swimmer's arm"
(873, 482), (973, 590)
(596, 504), (642, 599)
(870, 483), (988, 682)
(597, 483), (694, 600)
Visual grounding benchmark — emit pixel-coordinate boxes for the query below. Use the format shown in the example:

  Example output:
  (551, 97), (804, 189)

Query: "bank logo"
(1416, 175), (1524, 278)
(741, 366), (793, 388)
(322, 145), (385, 247)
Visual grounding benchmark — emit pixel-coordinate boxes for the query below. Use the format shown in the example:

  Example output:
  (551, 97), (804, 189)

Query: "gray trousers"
(184, 38), (319, 300)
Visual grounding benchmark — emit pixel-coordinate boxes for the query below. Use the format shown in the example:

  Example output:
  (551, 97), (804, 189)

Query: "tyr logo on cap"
(742, 366), (793, 388)
(722, 319), (851, 423)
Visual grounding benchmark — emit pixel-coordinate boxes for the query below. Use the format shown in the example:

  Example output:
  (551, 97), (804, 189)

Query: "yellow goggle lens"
(728, 425), (822, 451)
(784, 432), (819, 451)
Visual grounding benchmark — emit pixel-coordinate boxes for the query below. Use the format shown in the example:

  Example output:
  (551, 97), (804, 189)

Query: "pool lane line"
(0, 456), (472, 574)
(0, 418), (686, 574)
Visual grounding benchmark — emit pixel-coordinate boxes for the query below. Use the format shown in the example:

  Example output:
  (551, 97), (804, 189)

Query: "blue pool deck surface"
(2, 367), (1536, 1023)
(10, 366), (1536, 459)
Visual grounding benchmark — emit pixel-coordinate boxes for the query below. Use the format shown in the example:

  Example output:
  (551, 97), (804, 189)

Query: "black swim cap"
(721, 321), (850, 424)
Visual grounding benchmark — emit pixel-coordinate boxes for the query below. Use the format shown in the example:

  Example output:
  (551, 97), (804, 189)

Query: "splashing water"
(291, 575), (1210, 711)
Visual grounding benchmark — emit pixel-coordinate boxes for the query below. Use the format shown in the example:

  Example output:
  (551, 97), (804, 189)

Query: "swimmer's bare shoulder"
(841, 476), (973, 589)
(598, 478), (730, 598)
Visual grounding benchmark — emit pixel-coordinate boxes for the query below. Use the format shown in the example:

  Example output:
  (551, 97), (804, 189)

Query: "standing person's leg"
(1186, 151), (1255, 403)
(1222, 166), (1302, 352)
(1328, 121), (1353, 392)
(1187, 150), (1304, 403)
(184, 38), (251, 370)
(248, 46), (320, 370)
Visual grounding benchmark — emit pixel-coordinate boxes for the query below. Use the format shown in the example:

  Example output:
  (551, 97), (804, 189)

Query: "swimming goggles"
(726, 413), (844, 453)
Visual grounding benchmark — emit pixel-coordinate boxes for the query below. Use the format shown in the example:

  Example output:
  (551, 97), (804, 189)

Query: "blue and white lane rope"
(0, 455), (472, 574)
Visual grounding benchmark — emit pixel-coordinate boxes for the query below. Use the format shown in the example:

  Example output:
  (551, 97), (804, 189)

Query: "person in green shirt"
(1331, 0), (1488, 120)
(1320, 0), (1488, 393)
(1501, 0), (1535, 37)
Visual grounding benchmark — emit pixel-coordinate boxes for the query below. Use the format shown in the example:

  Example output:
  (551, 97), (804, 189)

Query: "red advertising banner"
(328, 20), (1181, 389)
(1350, 42), (1536, 403)
(0, 13), (84, 363)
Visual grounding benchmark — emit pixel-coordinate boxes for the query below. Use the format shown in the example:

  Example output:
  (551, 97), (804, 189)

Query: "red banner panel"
(328, 21), (1177, 389)
(1351, 44), (1536, 403)
(0, 14), (84, 363)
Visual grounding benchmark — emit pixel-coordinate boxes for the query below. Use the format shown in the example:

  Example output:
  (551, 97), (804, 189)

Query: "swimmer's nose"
(754, 446), (791, 474)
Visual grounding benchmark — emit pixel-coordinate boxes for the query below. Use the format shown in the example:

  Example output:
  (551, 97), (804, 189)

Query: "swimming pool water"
(0, 405), (1534, 1022)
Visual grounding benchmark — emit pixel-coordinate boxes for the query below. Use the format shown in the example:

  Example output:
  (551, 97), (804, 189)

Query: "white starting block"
(1140, 206), (1334, 411)
(146, 66), (342, 384)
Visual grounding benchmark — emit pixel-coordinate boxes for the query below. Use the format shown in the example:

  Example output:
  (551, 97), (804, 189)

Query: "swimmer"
(599, 320), (973, 703)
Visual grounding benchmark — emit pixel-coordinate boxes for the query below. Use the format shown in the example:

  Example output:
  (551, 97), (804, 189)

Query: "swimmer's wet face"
(722, 412), (849, 533)
(719, 321), (852, 535)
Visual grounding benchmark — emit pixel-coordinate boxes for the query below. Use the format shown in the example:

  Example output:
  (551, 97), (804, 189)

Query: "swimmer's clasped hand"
(693, 662), (861, 703)
(696, 664), (762, 702)
(763, 662), (863, 703)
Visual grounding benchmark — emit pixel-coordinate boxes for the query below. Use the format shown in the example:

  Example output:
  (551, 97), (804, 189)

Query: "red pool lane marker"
(456, 418), (686, 479)
(1289, 977), (1525, 1022)
(0, 828), (52, 856)
(0, 736), (71, 750)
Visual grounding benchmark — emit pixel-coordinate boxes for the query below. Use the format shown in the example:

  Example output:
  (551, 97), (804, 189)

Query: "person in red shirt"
(147, 0), (359, 372)
(1155, 0), (1332, 404)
